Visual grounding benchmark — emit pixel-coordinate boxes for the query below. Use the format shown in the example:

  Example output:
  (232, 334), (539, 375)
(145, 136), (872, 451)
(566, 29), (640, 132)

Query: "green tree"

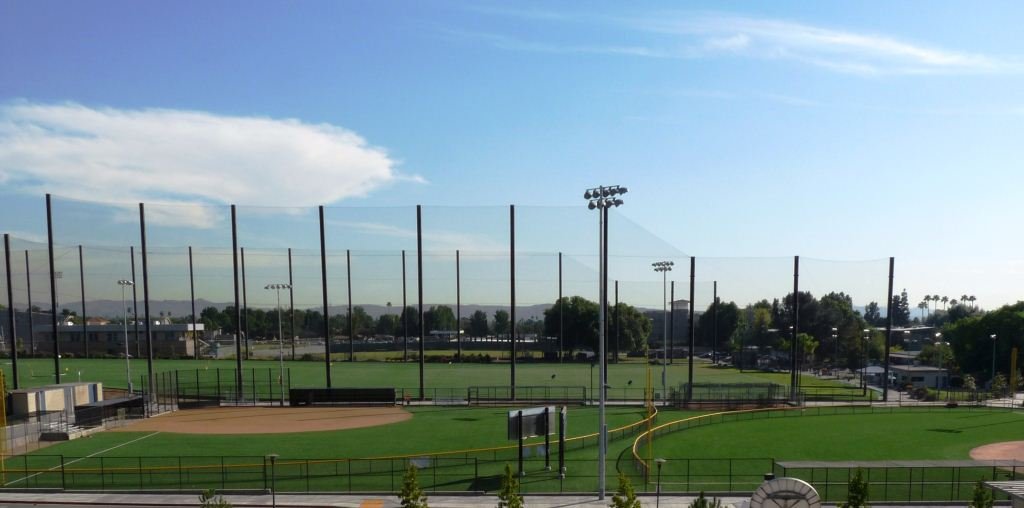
(841, 469), (869, 508)
(969, 478), (994, 508)
(610, 473), (641, 508)
(468, 310), (489, 337)
(199, 489), (232, 507)
(542, 296), (599, 353)
(687, 492), (722, 508)
(991, 373), (1009, 397)
(695, 300), (740, 351)
(399, 464), (428, 508)
(497, 464), (523, 508)
(612, 303), (653, 353)
(398, 306), (420, 337)
(493, 310), (511, 337)
(425, 305), (456, 333)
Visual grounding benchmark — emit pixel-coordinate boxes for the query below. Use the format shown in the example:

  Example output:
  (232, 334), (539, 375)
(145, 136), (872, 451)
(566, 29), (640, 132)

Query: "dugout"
(289, 387), (397, 406)
(74, 395), (145, 428)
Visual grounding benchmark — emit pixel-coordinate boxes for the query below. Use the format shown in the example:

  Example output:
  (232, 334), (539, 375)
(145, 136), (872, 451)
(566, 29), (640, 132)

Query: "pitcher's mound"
(970, 441), (1024, 461)
(112, 406), (411, 434)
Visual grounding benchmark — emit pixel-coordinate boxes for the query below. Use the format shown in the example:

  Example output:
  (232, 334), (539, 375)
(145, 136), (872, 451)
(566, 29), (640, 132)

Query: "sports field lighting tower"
(652, 261), (673, 405)
(118, 279), (134, 393)
(583, 184), (626, 500)
(265, 283), (292, 406)
(991, 334), (998, 386)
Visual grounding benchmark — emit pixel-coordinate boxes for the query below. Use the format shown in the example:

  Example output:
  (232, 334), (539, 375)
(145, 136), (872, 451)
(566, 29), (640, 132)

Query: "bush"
(199, 489), (232, 507)
(840, 469), (869, 508)
(399, 464), (428, 508)
(610, 473), (640, 508)
(687, 492), (722, 508)
(969, 478), (993, 508)
(498, 464), (523, 508)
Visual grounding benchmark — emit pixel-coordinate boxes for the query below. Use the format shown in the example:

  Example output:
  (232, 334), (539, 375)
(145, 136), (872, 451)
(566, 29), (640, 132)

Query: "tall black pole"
(78, 245), (88, 358)
(509, 204), (516, 400)
(5, 234), (19, 388)
(402, 249), (408, 362)
(602, 206), (609, 381)
(318, 206), (331, 387)
(288, 248), (295, 361)
(712, 281), (718, 364)
(416, 206), (425, 400)
(231, 205), (243, 396)
(456, 249), (461, 361)
(241, 247), (249, 360)
(614, 280), (619, 364)
(687, 257), (695, 402)
(46, 194), (60, 385)
(558, 252), (563, 363)
(883, 257), (895, 402)
(140, 203), (155, 399)
(347, 249), (354, 362)
(189, 246), (198, 360)
(790, 255), (800, 402)
(130, 246), (140, 359)
(669, 280), (675, 364)
(24, 251), (34, 357)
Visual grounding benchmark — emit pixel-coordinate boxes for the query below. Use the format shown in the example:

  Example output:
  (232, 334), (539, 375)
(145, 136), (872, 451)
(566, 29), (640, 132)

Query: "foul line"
(4, 432), (161, 486)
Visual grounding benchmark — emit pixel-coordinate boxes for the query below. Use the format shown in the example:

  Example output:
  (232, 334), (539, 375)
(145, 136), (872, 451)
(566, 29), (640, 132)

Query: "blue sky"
(1, 1), (1023, 310)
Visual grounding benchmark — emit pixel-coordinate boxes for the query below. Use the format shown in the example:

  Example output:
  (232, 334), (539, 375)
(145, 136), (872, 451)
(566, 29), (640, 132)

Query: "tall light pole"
(934, 332), (948, 391)
(831, 327), (838, 375)
(584, 184), (626, 500)
(265, 283), (291, 406)
(991, 334), (998, 387)
(655, 458), (667, 508)
(862, 328), (870, 392)
(652, 261), (673, 406)
(118, 280), (134, 393)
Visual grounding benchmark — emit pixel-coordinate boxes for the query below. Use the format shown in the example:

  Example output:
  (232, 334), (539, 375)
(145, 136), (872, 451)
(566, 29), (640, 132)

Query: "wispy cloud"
(0, 102), (426, 227)
(452, 9), (1021, 76)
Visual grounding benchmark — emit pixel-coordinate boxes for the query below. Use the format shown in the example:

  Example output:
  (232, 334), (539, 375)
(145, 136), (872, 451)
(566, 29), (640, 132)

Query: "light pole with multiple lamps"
(831, 327), (838, 374)
(652, 261), (672, 405)
(584, 184), (626, 500)
(265, 283), (291, 406)
(117, 279), (134, 393)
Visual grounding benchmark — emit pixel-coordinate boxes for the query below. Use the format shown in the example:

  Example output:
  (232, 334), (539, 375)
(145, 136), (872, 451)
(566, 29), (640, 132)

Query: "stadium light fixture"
(265, 283), (292, 406)
(117, 279), (135, 393)
(652, 261), (673, 406)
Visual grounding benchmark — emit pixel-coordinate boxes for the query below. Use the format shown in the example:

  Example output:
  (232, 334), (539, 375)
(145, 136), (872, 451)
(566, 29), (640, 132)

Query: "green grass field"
(1, 357), (866, 400)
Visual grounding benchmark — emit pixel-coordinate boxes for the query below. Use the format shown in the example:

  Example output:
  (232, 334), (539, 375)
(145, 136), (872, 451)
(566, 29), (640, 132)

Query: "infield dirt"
(111, 406), (411, 434)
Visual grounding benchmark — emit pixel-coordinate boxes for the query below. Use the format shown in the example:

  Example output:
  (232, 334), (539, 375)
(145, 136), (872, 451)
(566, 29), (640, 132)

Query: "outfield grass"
(1, 357), (864, 400)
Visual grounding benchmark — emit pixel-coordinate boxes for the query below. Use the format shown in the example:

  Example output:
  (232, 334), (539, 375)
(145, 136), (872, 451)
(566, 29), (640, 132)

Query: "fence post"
(139, 456), (143, 489)
(60, 454), (66, 490)
(179, 456), (183, 492)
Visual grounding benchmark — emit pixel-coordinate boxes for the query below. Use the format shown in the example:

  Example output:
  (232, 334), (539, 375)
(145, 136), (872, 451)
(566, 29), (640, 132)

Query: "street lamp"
(265, 284), (292, 407)
(831, 327), (838, 376)
(862, 329), (870, 392)
(991, 334), (998, 387)
(117, 280), (134, 393)
(934, 332), (948, 391)
(652, 261), (673, 406)
(584, 184), (626, 500)
(266, 453), (279, 508)
(655, 458), (667, 508)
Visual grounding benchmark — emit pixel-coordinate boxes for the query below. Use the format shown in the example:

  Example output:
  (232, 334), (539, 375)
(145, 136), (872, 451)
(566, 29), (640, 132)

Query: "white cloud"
(0, 102), (424, 227)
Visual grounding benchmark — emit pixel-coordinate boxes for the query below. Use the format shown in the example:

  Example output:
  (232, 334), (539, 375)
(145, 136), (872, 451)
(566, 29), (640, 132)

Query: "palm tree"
(924, 295), (934, 314)
(969, 295), (976, 309)
(961, 294), (968, 306)
(950, 299), (958, 307)
(941, 295), (949, 310)
(917, 301), (928, 321)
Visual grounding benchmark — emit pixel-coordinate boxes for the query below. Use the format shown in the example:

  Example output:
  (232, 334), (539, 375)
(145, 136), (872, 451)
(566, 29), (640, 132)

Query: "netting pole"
(712, 281), (718, 364)
(347, 249), (353, 362)
(614, 280), (619, 364)
(456, 249), (461, 362)
(4, 236), (18, 389)
(232, 205), (243, 398)
(416, 205), (424, 401)
(558, 252), (563, 363)
(78, 245), (88, 359)
(510, 204), (516, 400)
(669, 280), (675, 365)
(45, 194), (61, 385)
(318, 205), (331, 387)
(790, 255), (800, 402)
(401, 250), (408, 363)
(130, 246), (140, 359)
(883, 257), (895, 402)
(24, 251), (34, 357)
(189, 246), (198, 361)
(241, 247), (249, 360)
(140, 203), (155, 405)
(687, 257), (695, 403)
(288, 248), (295, 361)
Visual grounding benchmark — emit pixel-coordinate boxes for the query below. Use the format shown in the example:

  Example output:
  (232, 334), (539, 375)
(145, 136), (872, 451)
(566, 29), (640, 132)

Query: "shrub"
(610, 473), (640, 508)
(687, 492), (722, 508)
(399, 464), (428, 508)
(969, 478), (993, 508)
(498, 464), (523, 508)
(199, 489), (232, 507)
(840, 469), (869, 508)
